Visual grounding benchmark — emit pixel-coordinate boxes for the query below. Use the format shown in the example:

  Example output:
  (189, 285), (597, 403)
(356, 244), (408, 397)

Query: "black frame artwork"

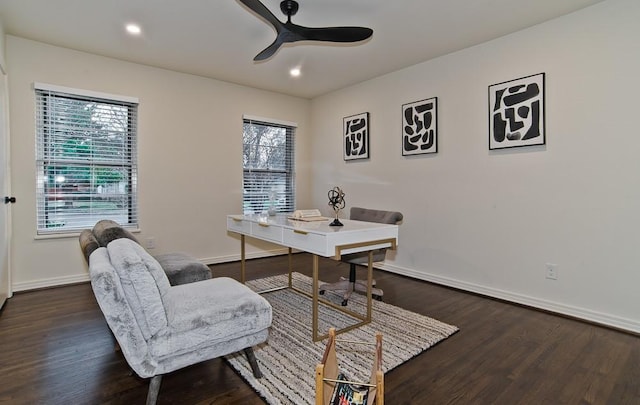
(343, 112), (370, 161)
(489, 73), (545, 150)
(402, 97), (438, 156)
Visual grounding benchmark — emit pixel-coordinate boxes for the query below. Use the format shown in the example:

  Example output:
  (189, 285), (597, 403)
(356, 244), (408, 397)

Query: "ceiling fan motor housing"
(280, 0), (299, 17)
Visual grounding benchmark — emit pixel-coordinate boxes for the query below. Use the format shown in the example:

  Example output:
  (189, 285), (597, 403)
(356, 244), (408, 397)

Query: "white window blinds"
(35, 84), (138, 234)
(242, 117), (296, 214)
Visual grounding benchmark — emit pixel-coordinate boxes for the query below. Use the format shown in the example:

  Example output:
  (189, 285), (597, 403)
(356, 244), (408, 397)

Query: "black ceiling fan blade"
(254, 39), (284, 61)
(239, 0), (373, 61)
(238, 0), (284, 31)
(297, 26), (373, 43)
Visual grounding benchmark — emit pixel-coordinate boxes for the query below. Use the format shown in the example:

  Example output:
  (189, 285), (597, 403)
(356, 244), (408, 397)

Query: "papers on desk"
(288, 209), (329, 222)
(288, 216), (329, 222)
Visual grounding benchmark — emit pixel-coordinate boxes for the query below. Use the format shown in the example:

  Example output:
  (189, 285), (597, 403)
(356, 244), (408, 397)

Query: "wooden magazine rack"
(315, 328), (384, 405)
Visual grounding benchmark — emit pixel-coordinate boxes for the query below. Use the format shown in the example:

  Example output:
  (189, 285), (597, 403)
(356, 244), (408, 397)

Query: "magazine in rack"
(330, 373), (369, 405)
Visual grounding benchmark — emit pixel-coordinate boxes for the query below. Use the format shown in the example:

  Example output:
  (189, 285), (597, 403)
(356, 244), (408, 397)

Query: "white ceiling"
(0, 0), (602, 99)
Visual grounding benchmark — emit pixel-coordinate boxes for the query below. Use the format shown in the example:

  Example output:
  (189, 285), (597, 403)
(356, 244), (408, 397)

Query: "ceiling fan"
(239, 0), (373, 61)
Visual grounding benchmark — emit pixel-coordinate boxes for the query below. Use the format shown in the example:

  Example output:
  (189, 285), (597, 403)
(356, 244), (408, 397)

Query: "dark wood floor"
(0, 253), (638, 404)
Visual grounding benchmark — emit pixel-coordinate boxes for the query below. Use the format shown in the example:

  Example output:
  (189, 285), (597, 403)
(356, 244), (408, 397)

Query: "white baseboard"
(12, 248), (291, 292)
(13, 273), (90, 292)
(201, 248), (290, 265)
(378, 263), (640, 334)
(12, 251), (639, 334)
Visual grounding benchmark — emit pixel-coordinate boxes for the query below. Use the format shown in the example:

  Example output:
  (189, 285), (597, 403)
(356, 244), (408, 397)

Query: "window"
(243, 116), (296, 214)
(35, 83), (138, 234)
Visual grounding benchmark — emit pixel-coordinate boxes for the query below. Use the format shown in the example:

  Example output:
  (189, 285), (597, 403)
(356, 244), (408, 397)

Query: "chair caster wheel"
(373, 295), (383, 301)
(341, 299), (348, 306)
(319, 290), (325, 295)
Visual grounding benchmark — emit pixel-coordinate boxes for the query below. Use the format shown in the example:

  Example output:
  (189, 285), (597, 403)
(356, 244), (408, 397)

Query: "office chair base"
(319, 278), (384, 306)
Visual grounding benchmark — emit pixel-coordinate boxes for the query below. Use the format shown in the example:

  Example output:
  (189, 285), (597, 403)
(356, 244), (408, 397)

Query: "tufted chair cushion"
(350, 207), (403, 225)
(93, 219), (139, 247)
(79, 229), (100, 263)
(79, 220), (212, 286)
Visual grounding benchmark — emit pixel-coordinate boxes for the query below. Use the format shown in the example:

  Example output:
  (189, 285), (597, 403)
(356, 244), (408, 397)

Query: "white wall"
(309, 0), (640, 332)
(6, 36), (312, 290)
(0, 20), (5, 73)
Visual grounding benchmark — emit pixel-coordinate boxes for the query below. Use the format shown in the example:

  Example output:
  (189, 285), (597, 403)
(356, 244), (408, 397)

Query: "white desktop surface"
(227, 214), (398, 258)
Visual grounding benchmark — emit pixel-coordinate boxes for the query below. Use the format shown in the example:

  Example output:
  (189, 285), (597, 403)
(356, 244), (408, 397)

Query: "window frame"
(242, 115), (296, 215)
(34, 83), (139, 235)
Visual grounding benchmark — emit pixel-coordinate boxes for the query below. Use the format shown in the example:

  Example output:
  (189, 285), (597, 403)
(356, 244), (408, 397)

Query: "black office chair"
(319, 207), (403, 306)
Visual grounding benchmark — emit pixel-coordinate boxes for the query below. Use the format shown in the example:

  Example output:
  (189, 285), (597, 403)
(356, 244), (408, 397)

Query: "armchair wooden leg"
(244, 347), (263, 378)
(146, 375), (162, 405)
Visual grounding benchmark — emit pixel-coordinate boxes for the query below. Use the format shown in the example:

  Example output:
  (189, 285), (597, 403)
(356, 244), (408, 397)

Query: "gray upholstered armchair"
(320, 207), (403, 306)
(89, 238), (272, 404)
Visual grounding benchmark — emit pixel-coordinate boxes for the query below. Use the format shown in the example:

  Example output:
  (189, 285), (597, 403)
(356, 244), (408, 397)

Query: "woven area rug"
(225, 272), (458, 404)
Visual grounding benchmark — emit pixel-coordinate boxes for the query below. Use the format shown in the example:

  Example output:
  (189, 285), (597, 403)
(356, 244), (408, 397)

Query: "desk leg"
(288, 248), (293, 288)
(367, 251), (373, 322)
(312, 254), (319, 342)
(240, 234), (246, 284)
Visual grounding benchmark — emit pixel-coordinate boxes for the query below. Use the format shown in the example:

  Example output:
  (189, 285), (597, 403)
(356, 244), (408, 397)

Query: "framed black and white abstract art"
(402, 97), (438, 155)
(343, 112), (369, 160)
(489, 73), (545, 150)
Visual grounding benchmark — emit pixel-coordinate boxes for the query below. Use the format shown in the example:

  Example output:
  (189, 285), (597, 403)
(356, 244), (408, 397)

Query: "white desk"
(227, 214), (399, 341)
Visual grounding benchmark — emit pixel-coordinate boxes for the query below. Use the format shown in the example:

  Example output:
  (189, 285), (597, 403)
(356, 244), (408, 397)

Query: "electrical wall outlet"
(145, 237), (156, 249)
(545, 263), (558, 280)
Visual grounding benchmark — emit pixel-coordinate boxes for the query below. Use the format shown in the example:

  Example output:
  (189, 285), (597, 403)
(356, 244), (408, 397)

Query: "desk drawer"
(283, 229), (326, 255)
(227, 217), (251, 234)
(251, 222), (283, 243)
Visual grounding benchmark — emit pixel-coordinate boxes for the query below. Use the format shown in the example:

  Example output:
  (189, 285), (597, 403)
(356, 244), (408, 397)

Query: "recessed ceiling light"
(126, 24), (142, 35)
(290, 67), (301, 77)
